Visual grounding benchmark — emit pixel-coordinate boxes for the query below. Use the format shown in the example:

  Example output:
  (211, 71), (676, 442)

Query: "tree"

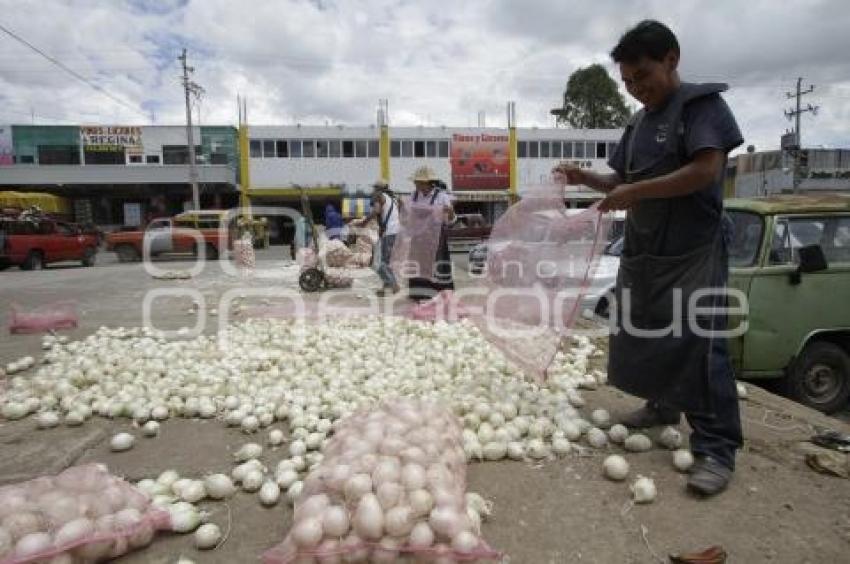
(551, 64), (630, 129)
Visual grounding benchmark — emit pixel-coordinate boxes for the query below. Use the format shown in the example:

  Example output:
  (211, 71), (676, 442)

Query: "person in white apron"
(555, 20), (743, 497)
(407, 167), (455, 300)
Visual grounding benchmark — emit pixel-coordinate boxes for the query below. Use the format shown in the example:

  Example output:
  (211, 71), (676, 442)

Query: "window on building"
(355, 140), (368, 158)
(540, 141), (550, 159)
(391, 140), (401, 158)
(517, 141), (527, 158)
(146, 155), (160, 164)
(210, 153), (228, 165)
(17, 155), (35, 164)
(129, 155), (143, 164)
(329, 140), (341, 158)
(290, 140), (302, 158)
(37, 145), (80, 165)
(402, 140), (413, 158)
(276, 140), (289, 158)
(303, 139), (316, 158)
(262, 140), (275, 157)
(552, 141), (562, 159)
(574, 141), (585, 158)
(425, 141), (436, 158)
(162, 145), (201, 165)
(342, 140), (355, 158)
(438, 141), (449, 158)
(585, 142), (596, 159)
(528, 141), (539, 158)
(368, 140), (379, 158)
(249, 140), (261, 158)
(414, 141), (425, 158)
(85, 148), (126, 165)
(563, 141), (573, 158)
(316, 140), (329, 158)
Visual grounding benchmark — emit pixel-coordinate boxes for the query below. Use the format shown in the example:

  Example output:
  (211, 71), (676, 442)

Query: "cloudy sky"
(1, 0), (848, 153)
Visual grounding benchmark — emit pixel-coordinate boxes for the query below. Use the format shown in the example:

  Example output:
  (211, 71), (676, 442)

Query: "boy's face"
(619, 51), (679, 110)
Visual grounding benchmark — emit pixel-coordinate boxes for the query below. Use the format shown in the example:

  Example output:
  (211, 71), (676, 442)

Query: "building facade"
(728, 148), (850, 197)
(0, 125), (239, 227)
(0, 121), (622, 242)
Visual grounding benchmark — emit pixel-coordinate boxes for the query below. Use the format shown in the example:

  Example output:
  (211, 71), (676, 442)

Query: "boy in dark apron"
(555, 20), (744, 496)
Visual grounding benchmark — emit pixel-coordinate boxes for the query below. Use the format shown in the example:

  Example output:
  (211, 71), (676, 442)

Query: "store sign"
(0, 125), (12, 165)
(450, 131), (510, 190)
(80, 125), (143, 153)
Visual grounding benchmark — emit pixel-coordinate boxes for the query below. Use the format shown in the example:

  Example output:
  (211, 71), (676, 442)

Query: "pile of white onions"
(1, 317), (688, 524)
(0, 464), (159, 562)
(273, 399), (495, 561)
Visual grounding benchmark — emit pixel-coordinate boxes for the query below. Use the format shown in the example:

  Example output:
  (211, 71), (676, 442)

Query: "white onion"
(14, 532), (52, 559)
(385, 505), (414, 537)
(586, 427), (608, 449)
(408, 521), (435, 549)
(268, 429), (285, 446)
(603, 455), (630, 481)
(142, 421), (160, 437)
(482, 441), (507, 461)
(659, 427), (683, 450)
(624, 433), (652, 453)
(590, 409), (611, 429)
(631, 475), (657, 503)
(429, 506), (464, 539)
(242, 470), (264, 492)
(179, 480), (206, 503)
(352, 493), (383, 541)
(451, 530), (479, 553)
(673, 449), (695, 472)
(36, 411), (60, 429)
(204, 474), (236, 500)
(110, 432), (135, 452)
(376, 482), (402, 510)
(607, 424), (629, 444)
(409, 489), (434, 518)
(259, 481), (281, 506)
(194, 523), (222, 549)
(234, 443), (263, 462)
(321, 505), (350, 538)
(54, 517), (95, 546)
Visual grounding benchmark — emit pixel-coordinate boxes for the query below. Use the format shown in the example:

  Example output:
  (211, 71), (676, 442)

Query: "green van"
(726, 194), (850, 413)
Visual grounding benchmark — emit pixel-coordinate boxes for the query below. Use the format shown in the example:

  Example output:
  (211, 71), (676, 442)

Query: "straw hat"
(409, 166), (439, 183)
(372, 178), (389, 189)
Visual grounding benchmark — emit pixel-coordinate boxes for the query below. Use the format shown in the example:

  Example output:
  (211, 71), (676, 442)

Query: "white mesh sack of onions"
(261, 398), (502, 563)
(0, 464), (171, 563)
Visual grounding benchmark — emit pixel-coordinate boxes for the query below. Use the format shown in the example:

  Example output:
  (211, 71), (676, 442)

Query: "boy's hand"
(552, 162), (585, 185)
(599, 184), (640, 212)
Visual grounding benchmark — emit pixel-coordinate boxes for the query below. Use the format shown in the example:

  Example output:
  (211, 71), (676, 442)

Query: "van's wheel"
(116, 245), (140, 262)
(299, 268), (324, 292)
(81, 247), (96, 267)
(22, 251), (44, 271)
(787, 341), (850, 414)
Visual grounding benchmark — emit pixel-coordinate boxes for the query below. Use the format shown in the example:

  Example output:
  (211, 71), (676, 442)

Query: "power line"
(0, 21), (149, 120)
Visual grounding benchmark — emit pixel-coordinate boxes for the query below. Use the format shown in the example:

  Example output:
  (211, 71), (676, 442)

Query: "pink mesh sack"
(262, 399), (501, 563)
(390, 200), (444, 284)
(463, 184), (611, 380)
(0, 464), (171, 563)
(408, 290), (474, 322)
(9, 302), (78, 334)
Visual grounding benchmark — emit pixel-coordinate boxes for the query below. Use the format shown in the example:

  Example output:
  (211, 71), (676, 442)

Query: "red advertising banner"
(450, 131), (510, 190)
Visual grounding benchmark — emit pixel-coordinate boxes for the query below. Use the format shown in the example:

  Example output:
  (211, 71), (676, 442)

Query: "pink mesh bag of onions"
(0, 464), (170, 563)
(390, 200), (445, 286)
(463, 184), (611, 380)
(262, 399), (501, 563)
(8, 302), (78, 334)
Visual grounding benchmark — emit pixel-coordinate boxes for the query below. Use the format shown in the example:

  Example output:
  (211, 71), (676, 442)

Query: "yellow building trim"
(508, 126), (518, 201)
(380, 125), (390, 183)
(238, 124), (252, 218)
(247, 187), (343, 198)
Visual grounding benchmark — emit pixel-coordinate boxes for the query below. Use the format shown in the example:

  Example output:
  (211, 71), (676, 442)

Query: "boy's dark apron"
(608, 83), (730, 416)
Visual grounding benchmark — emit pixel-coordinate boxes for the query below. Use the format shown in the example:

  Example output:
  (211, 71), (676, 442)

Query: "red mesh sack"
(0, 464), (170, 563)
(390, 200), (444, 284)
(262, 399), (501, 563)
(8, 302), (78, 334)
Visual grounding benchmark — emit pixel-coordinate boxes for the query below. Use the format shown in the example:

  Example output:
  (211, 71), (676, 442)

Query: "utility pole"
(784, 77), (818, 193)
(179, 48), (203, 210)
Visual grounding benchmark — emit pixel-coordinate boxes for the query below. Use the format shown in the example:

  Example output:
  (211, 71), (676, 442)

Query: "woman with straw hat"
(406, 166), (456, 300)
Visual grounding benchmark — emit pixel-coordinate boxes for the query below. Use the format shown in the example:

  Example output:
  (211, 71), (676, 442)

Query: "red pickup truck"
(106, 214), (232, 262)
(0, 218), (99, 270)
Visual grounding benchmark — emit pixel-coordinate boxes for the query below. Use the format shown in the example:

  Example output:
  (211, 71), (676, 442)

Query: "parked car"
(726, 194), (850, 413)
(106, 213), (233, 262)
(0, 217), (99, 270)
